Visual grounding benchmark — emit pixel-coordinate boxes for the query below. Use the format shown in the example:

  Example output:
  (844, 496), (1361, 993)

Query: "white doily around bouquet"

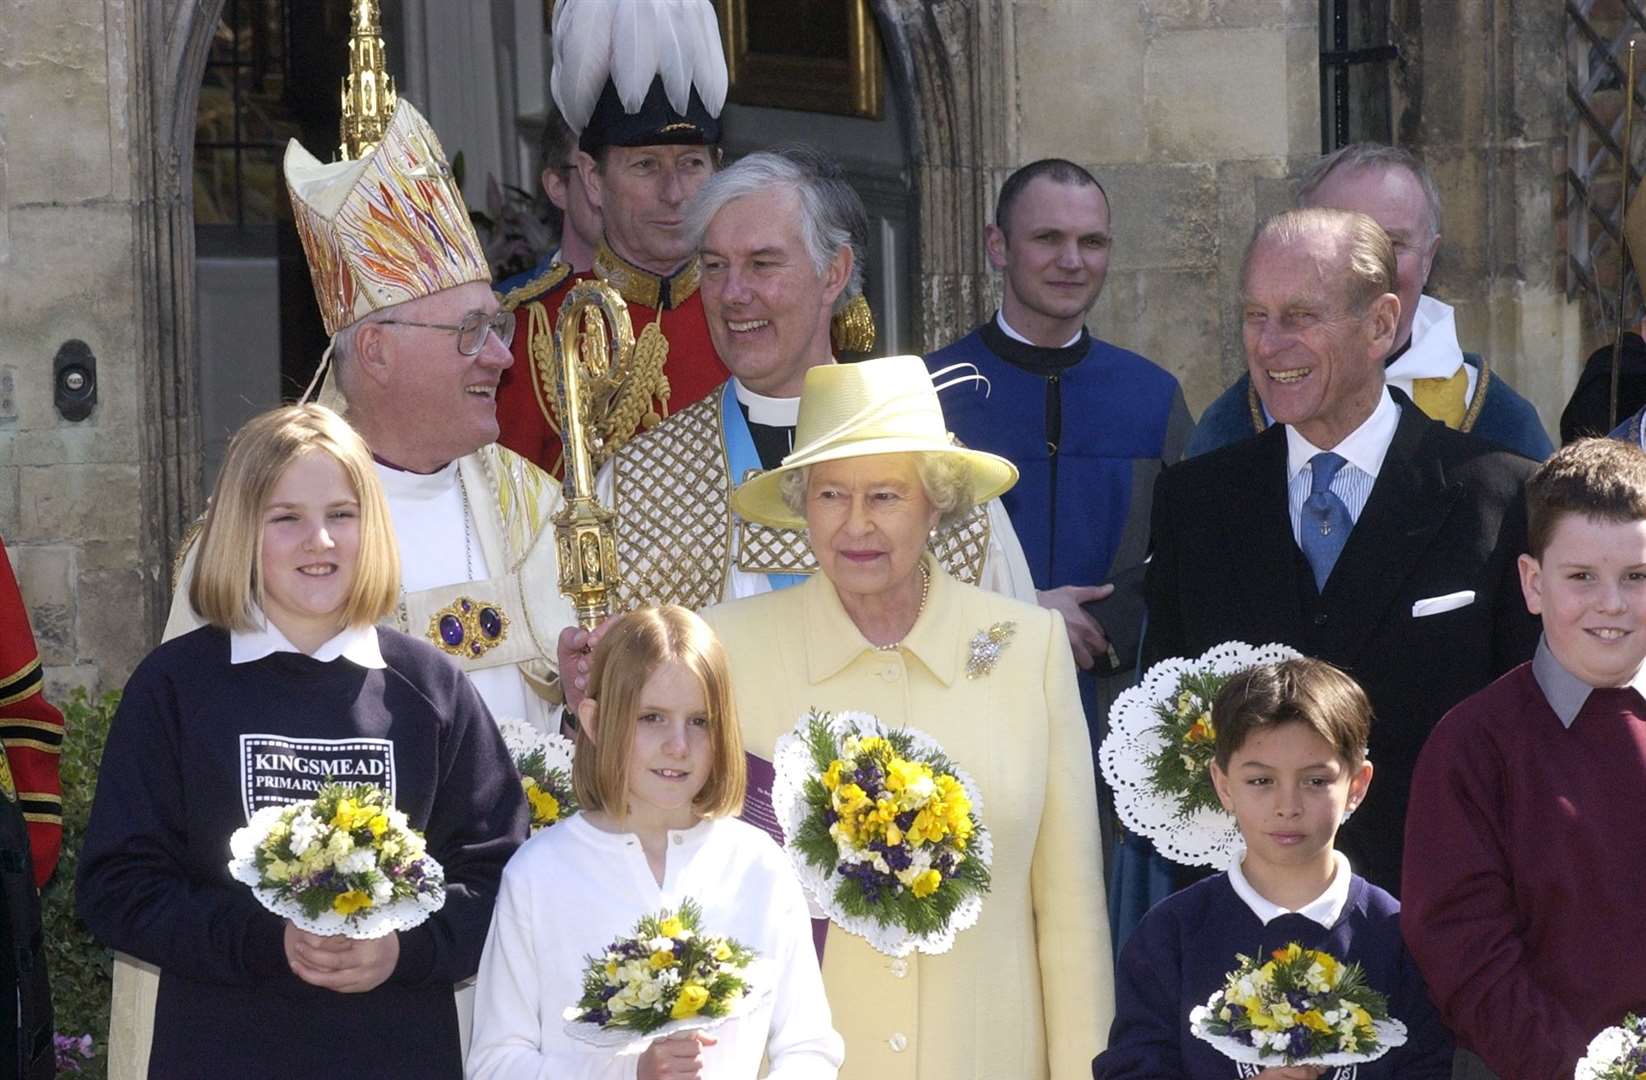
(769, 710), (993, 958)
(496, 717), (576, 774)
(1189, 1005), (1408, 1066)
(1099, 641), (1301, 868)
(227, 804), (446, 940)
(1577, 1020), (1646, 1080)
(561, 958), (775, 1058)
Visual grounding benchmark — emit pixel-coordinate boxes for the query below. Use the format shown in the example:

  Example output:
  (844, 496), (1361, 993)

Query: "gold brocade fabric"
(1411, 367), (1469, 429)
(610, 390), (993, 611)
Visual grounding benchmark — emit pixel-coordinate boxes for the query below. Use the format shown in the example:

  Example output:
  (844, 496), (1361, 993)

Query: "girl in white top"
(468, 605), (843, 1079)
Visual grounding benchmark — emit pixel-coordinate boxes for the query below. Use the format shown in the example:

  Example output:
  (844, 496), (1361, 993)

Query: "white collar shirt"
(1284, 388), (1400, 546)
(1227, 849), (1354, 928)
(229, 611), (386, 669)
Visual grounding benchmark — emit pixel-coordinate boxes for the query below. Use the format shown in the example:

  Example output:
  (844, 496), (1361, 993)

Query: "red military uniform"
(0, 538), (63, 887)
(497, 241), (728, 477)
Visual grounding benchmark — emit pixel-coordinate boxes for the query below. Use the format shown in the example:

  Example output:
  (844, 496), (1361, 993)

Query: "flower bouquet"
(227, 781), (444, 939)
(562, 899), (767, 1056)
(1189, 942), (1408, 1066)
(770, 709), (991, 957)
(1577, 1014), (1646, 1080)
(1099, 641), (1301, 867)
(496, 717), (578, 832)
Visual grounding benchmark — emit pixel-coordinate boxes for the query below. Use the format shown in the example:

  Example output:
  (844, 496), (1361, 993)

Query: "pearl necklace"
(875, 563), (931, 651)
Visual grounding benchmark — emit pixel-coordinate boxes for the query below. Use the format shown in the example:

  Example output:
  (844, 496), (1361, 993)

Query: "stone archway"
(134, 0), (225, 638)
(873, 0), (1012, 352)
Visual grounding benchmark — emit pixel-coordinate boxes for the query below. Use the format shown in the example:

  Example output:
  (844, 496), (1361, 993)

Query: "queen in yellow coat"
(701, 355), (1113, 1079)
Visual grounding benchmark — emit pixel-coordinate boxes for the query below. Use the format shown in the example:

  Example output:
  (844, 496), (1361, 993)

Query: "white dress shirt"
(1285, 388), (1400, 547)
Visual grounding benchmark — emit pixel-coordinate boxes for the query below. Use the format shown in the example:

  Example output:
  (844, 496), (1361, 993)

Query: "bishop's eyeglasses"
(376, 309), (517, 355)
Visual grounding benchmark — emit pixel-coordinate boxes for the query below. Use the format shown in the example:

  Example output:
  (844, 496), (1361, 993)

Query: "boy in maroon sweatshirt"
(1402, 438), (1646, 1080)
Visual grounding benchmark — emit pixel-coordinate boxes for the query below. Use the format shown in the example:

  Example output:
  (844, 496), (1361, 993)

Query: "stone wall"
(996, 0), (1321, 412)
(0, 1), (212, 698)
(990, 0), (1574, 427)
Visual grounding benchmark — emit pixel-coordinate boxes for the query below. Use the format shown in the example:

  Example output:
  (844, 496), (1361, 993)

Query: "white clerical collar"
(1385, 295), (1463, 383)
(374, 458), (459, 501)
(1228, 849), (1353, 928)
(230, 608), (386, 668)
(732, 377), (801, 427)
(996, 310), (1083, 350)
(1285, 388), (1399, 483)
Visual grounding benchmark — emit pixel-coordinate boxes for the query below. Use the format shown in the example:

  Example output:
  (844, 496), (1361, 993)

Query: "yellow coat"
(702, 558), (1114, 1080)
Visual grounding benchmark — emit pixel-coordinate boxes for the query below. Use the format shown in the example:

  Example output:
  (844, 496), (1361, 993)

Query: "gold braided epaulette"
(498, 260), (572, 313)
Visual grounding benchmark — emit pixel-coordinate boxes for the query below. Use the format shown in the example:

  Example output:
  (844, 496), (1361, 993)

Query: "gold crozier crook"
(552, 281), (637, 628)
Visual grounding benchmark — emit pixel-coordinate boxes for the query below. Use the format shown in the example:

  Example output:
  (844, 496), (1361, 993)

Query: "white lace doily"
(496, 717), (575, 775)
(1577, 1021), (1646, 1079)
(1189, 1005), (1408, 1066)
(769, 710), (993, 958)
(1099, 641), (1301, 868)
(561, 958), (774, 1058)
(227, 803), (446, 940)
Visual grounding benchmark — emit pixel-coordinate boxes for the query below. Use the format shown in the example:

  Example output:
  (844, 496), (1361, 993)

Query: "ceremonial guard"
(0, 539), (62, 890)
(0, 538), (55, 1080)
(598, 149), (1036, 611)
(495, 0), (732, 477)
(119, 99), (575, 1079)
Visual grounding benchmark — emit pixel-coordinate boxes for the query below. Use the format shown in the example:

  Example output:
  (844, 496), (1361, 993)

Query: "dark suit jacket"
(1143, 395), (1540, 895)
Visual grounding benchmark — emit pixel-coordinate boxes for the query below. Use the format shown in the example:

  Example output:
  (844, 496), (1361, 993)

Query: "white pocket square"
(1412, 590), (1475, 618)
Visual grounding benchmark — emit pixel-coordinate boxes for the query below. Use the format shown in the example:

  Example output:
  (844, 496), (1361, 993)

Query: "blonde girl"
(77, 404), (526, 1078)
(469, 605), (842, 1080)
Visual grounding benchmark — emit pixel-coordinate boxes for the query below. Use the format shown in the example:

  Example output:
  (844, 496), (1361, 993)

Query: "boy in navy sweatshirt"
(1403, 438), (1646, 1080)
(1094, 658), (1452, 1079)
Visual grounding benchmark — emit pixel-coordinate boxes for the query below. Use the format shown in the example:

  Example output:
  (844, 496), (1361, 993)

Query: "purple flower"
(1286, 1025), (1312, 1057)
(54, 1033), (93, 1073)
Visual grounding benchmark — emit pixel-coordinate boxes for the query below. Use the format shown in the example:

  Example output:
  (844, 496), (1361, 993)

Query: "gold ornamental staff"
(552, 281), (636, 627)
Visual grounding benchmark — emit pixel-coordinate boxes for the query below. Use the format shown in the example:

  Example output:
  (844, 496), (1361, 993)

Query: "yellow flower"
(648, 950), (676, 970)
(1299, 1009), (1332, 1033)
(885, 822), (904, 846)
(712, 941), (732, 962)
(330, 798), (365, 832)
(821, 760), (846, 791)
(885, 758), (936, 805)
(670, 983), (710, 1019)
(832, 783), (870, 817)
(1183, 713), (1215, 745)
(857, 736), (886, 756)
(367, 814), (389, 839)
(604, 960), (619, 979)
(524, 781), (560, 826)
(332, 889), (373, 916)
(659, 916), (686, 938)
(911, 868), (942, 898)
(264, 859), (292, 882)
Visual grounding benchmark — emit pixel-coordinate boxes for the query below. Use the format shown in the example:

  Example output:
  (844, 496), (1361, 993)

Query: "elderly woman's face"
(804, 453), (941, 603)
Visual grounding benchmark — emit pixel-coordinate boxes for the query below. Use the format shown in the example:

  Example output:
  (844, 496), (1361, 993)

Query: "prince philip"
(1144, 208), (1539, 896)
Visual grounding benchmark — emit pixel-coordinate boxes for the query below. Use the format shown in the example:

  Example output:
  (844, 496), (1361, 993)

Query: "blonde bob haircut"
(189, 403), (400, 632)
(572, 605), (746, 819)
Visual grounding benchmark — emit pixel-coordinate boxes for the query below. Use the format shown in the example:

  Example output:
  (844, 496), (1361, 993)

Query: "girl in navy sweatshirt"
(76, 404), (526, 1079)
(1093, 658), (1452, 1079)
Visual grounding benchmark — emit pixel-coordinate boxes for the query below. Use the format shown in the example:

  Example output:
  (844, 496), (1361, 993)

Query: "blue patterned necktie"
(1301, 452), (1352, 590)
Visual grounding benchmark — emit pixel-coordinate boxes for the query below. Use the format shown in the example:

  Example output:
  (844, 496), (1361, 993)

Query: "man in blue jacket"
(926, 159), (1192, 875)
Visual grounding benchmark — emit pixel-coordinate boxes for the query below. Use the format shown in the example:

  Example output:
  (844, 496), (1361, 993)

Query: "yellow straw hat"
(730, 355), (1018, 529)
